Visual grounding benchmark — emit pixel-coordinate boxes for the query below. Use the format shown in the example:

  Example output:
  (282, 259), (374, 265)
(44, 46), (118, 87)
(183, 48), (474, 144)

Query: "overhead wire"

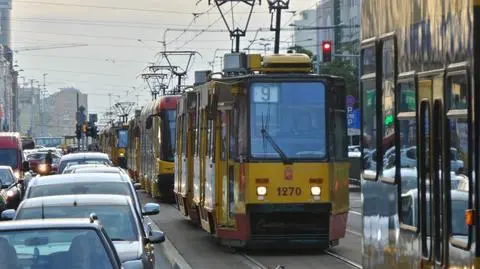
(177, 2), (241, 50)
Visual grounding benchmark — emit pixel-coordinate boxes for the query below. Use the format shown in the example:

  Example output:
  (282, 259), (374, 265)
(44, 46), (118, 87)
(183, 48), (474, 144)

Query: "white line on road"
(349, 210), (362, 216)
(346, 229), (362, 237)
(242, 254), (270, 269)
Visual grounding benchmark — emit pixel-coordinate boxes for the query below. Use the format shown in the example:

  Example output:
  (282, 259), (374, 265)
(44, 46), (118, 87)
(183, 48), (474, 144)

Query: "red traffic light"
(322, 41), (332, 51)
(322, 41), (332, 62)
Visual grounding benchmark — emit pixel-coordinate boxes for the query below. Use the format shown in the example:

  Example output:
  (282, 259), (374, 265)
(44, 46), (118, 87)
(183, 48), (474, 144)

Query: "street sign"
(346, 95), (360, 136)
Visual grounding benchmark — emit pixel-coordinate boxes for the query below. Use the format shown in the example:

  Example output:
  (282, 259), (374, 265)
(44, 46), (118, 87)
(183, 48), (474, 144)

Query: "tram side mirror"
(23, 161), (30, 172)
(145, 115), (153, 130)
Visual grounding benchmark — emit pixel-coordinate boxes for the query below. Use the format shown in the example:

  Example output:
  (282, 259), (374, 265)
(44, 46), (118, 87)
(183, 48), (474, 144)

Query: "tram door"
(218, 106), (236, 227)
(418, 76), (449, 267)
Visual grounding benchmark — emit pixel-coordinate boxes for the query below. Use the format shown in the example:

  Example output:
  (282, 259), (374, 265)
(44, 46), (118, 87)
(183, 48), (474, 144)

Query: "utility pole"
(267, 0), (290, 54)
(40, 73), (47, 136)
(333, 0), (342, 58)
(76, 92), (80, 151)
(29, 79), (35, 136)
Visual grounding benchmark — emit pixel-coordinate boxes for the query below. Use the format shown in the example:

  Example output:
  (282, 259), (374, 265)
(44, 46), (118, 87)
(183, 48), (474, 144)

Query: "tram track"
(325, 250), (362, 269)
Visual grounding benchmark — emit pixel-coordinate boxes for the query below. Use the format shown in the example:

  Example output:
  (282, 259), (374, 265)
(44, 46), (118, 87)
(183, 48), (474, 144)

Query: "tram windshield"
(249, 81), (326, 159)
(117, 130), (128, 148)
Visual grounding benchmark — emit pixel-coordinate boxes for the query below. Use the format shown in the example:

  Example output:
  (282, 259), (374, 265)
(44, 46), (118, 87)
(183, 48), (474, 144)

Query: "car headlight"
(38, 164), (47, 173)
(6, 190), (14, 198)
(256, 186), (267, 196)
(13, 171), (20, 179)
(311, 186), (321, 196)
(119, 153), (125, 157)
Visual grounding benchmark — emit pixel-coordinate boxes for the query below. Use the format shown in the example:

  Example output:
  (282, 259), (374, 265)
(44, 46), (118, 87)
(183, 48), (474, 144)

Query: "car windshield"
(60, 159), (110, 173)
(17, 205), (138, 241)
(249, 82), (326, 159)
(0, 229), (114, 269)
(28, 182), (131, 199)
(0, 170), (14, 186)
(0, 149), (18, 169)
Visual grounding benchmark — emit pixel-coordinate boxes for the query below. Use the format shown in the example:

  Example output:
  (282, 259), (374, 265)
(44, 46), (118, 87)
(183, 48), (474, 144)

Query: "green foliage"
(320, 59), (359, 98)
(288, 45), (313, 58)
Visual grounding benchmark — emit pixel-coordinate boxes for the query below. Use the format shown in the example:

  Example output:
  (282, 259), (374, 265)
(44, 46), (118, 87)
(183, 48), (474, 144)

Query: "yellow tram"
(175, 52), (350, 248)
(98, 123), (129, 168)
(137, 96), (179, 201)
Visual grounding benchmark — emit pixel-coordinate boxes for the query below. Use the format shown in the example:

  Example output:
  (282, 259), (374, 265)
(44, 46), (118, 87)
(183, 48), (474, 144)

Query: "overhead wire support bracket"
(158, 50), (201, 94)
(141, 72), (170, 99)
(267, 0), (290, 54)
(208, 0), (260, 52)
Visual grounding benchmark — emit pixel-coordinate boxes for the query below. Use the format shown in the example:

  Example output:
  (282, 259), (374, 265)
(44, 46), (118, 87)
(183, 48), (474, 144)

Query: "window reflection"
(362, 79), (376, 173)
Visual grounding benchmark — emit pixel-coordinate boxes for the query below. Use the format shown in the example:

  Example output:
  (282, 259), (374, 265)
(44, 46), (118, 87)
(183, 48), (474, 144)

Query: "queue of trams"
(360, 0), (480, 267)
(98, 51), (350, 249)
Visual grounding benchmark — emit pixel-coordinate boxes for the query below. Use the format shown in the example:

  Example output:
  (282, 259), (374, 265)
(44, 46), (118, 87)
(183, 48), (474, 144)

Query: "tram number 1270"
(277, 187), (302, 196)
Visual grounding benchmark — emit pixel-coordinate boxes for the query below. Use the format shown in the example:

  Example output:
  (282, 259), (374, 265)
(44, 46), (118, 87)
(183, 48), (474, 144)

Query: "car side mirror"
(146, 230), (165, 244)
(23, 161), (30, 172)
(134, 183), (142, 190)
(142, 203), (160, 216)
(1, 209), (15, 220)
(122, 260), (144, 269)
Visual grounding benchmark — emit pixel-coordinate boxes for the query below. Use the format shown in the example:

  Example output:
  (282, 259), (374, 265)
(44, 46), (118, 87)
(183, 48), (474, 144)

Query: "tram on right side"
(361, 0), (479, 267)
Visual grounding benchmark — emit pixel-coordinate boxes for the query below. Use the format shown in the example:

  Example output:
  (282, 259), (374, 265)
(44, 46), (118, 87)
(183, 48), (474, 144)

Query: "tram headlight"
(310, 186), (321, 196)
(256, 186), (267, 196)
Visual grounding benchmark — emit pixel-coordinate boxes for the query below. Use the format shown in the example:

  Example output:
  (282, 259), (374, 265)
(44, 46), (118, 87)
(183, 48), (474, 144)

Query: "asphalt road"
(139, 190), (363, 269)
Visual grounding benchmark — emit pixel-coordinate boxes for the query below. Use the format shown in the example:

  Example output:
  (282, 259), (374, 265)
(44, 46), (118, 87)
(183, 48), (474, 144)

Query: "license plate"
(276, 187), (302, 196)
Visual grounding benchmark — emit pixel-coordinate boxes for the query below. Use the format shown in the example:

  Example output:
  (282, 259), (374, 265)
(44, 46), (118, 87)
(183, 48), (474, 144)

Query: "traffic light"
(322, 41), (332, 62)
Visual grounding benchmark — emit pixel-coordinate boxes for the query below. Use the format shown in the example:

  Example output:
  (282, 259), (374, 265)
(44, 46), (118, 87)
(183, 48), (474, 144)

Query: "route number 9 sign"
(253, 84), (279, 103)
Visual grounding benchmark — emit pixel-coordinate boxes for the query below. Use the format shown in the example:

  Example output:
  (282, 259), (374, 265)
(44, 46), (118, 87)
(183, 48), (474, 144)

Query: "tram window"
(381, 39), (396, 179)
(361, 46), (376, 75)
(220, 111), (229, 161)
(361, 79), (377, 178)
(447, 75), (468, 110)
(230, 109), (238, 158)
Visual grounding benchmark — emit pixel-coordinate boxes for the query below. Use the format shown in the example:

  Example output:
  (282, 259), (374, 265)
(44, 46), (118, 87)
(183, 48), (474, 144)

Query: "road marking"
(349, 210), (362, 216)
(346, 228), (362, 237)
(242, 254), (270, 269)
(146, 216), (193, 269)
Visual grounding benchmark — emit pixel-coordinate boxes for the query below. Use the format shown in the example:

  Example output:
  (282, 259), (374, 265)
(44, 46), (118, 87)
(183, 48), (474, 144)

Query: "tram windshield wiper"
(260, 128), (292, 165)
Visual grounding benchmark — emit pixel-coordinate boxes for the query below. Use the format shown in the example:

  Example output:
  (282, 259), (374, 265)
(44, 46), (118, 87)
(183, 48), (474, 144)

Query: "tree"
(319, 59), (359, 99)
(288, 45), (313, 58)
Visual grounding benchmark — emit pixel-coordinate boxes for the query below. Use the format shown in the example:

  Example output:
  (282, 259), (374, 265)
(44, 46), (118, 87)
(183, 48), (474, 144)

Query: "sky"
(13, 0), (319, 120)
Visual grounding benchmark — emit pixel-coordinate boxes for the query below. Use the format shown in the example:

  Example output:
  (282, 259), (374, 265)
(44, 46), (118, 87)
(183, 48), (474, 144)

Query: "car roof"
(20, 194), (131, 209)
(74, 167), (124, 174)
(0, 218), (101, 231)
(0, 166), (13, 171)
(30, 173), (128, 186)
(60, 152), (109, 161)
(65, 163), (109, 170)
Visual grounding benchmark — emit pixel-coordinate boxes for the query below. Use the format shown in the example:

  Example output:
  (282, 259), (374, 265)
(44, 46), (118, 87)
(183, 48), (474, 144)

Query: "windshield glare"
(16, 205), (138, 241)
(28, 182), (131, 199)
(250, 82), (326, 159)
(0, 149), (18, 169)
(0, 229), (114, 269)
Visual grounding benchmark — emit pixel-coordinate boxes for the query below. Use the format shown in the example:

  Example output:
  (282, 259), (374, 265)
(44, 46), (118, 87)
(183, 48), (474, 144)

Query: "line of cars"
(0, 150), (166, 269)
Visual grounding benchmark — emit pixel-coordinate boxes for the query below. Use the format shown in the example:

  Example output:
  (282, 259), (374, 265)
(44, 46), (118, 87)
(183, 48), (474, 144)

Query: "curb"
(146, 217), (193, 269)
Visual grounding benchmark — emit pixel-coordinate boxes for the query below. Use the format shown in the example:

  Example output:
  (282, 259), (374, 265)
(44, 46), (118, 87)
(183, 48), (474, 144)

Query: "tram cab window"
(446, 74), (472, 246)
(249, 82), (326, 159)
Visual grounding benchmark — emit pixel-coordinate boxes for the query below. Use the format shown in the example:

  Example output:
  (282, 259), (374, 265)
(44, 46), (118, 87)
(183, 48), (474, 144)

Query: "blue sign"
(347, 109), (360, 129)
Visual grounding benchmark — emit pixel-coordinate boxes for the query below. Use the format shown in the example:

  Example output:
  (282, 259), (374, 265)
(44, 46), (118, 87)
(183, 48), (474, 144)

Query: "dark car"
(0, 218), (125, 269)
(24, 173), (144, 217)
(0, 166), (23, 211)
(3, 194), (164, 269)
(58, 152), (112, 173)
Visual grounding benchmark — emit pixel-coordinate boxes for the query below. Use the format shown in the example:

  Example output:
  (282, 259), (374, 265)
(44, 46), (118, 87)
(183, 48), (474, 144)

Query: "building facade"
(18, 85), (41, 136)
(292, 9), (317, 54)
(44, 88), (87, 137)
